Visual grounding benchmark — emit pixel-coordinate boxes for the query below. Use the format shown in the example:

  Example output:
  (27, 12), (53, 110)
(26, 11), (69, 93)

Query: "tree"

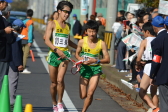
(11, 0), (28, 12)
(136, 0), (168, 8)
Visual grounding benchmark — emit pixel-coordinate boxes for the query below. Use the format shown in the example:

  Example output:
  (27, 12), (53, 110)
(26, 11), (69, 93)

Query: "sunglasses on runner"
(61, 10), (71, 14)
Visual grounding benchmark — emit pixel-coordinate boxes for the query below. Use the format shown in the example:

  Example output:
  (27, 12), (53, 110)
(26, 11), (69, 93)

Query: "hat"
(97, 13), (103, 17)
(164, 16), (168, 26)
(0, 0), (13, 3)
(129, 10), (136, 16)
(152, 16), (164, 27)
(12, 19), (26, 28)
(73, 14), (77, 17)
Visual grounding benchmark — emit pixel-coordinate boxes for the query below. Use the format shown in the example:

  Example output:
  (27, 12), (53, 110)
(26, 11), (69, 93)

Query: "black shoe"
(128, 80), (138, 84)
(10, 105), (14, 111)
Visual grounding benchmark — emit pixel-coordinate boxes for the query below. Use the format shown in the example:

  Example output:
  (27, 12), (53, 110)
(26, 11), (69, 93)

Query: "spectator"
(9, 19), (25, 107)
(117, 10), (125, 17)
(43, 11), (59, 40)
(72, 14), (82, 44)
(136, 9), (146, 21)
(95, 12), (99, 21)
(97, 13), (106, 27)
(90, 15), (95, 21)
(112, 17), (121, 35)
(112, 16), (126, 68)
(0, 0), (14, 90)
(97, 21), (105, 41)
(83, 13), (88, 25)
(44, 14), (49, 25)
(143, 13), (152, 23)
(50, 11), (58, 21)
(21, 9), (34, 74)
(150, 15), (168, 112)
(115, 16), (127, 72)
(125, 12), (135, 21)
(151, 8), (158, 18)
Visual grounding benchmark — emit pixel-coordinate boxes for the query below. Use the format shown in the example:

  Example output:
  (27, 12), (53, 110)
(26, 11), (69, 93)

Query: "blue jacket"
(72, 19), (82, 35)
(9, 38), (23, 72)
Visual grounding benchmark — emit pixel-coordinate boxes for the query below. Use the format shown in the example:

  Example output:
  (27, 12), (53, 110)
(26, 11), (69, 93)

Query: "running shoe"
(147, 108), (153, 112)
(57, 103), (64, 112)
(53, 105), (58, 112)
(21, 68), (31, 74)
(153, 107), (160, 112)
(119, 70), (127, 72)
(135, 88), (140, 92)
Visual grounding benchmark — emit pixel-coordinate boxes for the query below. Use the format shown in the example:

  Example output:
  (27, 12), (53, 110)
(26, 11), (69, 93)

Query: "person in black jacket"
(0, 0), (14, 59)
(150, 16), (168, 112)
(72, 14), (82, 44)
(9, 19), (24, 106)
(0, 0), (15, 90)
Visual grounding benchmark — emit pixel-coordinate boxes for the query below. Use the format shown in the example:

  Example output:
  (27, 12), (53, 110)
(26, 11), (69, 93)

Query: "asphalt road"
(17, 30), (127, 112)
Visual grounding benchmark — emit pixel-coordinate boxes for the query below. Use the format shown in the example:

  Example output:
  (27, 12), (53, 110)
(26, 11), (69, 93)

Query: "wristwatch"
(54, 48), (58, 53)
(96, 60), (100, 64)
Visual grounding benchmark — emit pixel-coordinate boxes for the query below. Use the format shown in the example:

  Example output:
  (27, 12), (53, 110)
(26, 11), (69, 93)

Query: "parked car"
(9, 11), (26, 23)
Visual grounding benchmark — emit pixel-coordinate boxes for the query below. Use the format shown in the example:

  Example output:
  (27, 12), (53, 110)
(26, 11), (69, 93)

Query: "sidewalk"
(102, 64), (149, 109)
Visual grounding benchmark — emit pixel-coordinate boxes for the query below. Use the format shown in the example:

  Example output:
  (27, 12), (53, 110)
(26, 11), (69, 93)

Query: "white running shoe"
(147, 108), (153, 112)
(119, 70), (127, 72)
(21, 68), (31, 74)
(57, 103), (64, 112)
(53, 105), (58, 112)
(125, 73), (132, 77)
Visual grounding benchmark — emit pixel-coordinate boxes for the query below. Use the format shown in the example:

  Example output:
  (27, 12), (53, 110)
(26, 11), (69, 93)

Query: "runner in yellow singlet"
(45, 1), (76, 112)
(76, 20), (110, 112)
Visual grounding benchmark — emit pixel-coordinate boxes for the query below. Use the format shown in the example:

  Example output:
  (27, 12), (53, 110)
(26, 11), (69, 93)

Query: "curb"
(102, 65), (149, 109)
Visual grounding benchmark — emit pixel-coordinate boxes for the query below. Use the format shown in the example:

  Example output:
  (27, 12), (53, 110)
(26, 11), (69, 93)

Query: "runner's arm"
(45, 21), (56, 50)
(100, 41), (110, 64)
(75, 39), (84, 60)
(43, 21), (51, 40)
(68, 37), (77, 49)
(136, 39), (146, 71)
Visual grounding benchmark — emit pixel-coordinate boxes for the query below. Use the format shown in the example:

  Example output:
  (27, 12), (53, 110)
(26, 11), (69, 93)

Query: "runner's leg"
(82, 74), (100, 112)
(57, 60), (69, 103)
(79, 76), (89, 99)
(49, 64), (58, 105)
(150, 84), (159, 107)
(139, 73), (156, 109)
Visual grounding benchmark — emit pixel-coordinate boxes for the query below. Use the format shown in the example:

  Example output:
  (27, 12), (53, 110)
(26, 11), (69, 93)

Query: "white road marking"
(33, 40), (42, 53)
(33, 40), (78, 112)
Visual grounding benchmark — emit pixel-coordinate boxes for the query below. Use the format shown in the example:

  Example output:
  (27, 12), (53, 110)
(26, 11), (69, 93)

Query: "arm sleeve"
(28, 24), (34, 43)
(150, 39), (162, 79)
(0, 29), (5, 35)
(12, 42), (23, 66)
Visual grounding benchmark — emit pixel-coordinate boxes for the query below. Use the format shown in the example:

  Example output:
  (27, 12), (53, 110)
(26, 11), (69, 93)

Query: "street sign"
(159, 0), (168, 15)
(81, 0), (88, 15)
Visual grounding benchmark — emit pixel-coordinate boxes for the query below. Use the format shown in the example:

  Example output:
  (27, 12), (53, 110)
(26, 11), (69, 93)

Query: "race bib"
(54, 33), (68, 47)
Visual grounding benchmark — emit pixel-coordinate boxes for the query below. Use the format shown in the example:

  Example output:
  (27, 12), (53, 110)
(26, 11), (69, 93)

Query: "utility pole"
(88, 0), (96, 19)
(88, 0), (93, 19)
(106, 0), (118, 65)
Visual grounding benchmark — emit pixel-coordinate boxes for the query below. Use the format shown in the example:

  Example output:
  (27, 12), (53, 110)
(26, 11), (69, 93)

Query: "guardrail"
(104, 31), (113, 50)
